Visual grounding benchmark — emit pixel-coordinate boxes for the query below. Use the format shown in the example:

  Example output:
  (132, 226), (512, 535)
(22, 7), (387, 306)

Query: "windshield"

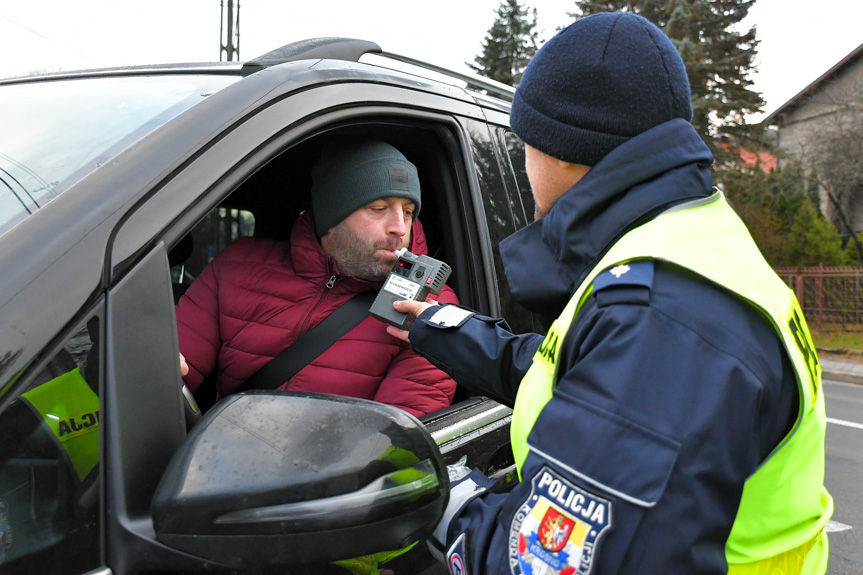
(0, 74), (238, 236)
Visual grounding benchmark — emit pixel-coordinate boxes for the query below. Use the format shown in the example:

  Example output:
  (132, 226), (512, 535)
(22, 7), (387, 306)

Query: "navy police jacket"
(409, 119), (799, 574)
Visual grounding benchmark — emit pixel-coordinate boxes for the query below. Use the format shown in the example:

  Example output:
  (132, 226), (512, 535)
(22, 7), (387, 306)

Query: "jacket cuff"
(418, 304), (476, 329)
(432, 469), (491, 546)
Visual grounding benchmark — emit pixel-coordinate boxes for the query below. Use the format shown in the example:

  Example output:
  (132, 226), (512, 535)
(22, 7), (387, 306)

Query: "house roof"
(718, 143), (778, 173)
(763, 41), (863, 125)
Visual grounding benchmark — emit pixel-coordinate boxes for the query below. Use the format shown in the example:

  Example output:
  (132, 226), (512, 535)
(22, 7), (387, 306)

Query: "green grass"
(811, 330), (863, 354)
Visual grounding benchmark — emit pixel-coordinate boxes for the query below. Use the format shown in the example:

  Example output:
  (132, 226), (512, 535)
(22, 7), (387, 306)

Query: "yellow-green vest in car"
(510, 191), (832, 573)
(20, 367), (99, 481)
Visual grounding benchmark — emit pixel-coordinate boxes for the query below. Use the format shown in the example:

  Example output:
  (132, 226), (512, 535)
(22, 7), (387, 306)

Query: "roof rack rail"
(379, 51), (515, 101)
(242, 37), (381, 76)
(241, 36), (514, 102)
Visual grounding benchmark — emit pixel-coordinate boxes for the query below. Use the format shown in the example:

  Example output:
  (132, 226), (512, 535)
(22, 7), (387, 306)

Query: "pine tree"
(469, 0), (541, 86)
(569, 0), (765, 163)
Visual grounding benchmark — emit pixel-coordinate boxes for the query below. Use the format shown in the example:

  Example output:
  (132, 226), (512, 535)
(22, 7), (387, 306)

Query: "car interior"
(167, 120), (486, 414)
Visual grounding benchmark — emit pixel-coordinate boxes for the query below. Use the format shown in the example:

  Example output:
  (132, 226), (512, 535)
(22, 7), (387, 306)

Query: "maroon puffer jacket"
(175, 212), (458, 417)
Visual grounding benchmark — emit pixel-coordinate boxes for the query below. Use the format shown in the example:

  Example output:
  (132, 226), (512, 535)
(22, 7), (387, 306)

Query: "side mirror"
(152, 391), (448, 569)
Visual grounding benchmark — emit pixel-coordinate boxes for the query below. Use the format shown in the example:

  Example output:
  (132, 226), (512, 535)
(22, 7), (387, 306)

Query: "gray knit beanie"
(311, 138), (421, 236)
(510, 12), (693, 166)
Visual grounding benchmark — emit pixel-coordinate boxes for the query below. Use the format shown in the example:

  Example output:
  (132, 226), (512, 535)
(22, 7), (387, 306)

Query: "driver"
(175, 137), (458, 418)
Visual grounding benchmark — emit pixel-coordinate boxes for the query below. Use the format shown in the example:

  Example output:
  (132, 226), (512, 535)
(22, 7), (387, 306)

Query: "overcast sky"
(1, 0), (861, 120)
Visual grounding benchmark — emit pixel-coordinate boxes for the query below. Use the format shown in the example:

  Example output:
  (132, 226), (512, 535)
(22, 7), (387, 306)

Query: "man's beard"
(325, 223), (406, 282)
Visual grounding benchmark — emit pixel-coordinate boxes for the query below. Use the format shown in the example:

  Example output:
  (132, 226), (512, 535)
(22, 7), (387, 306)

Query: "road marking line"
(827, 417), (863, 430)
(826, 520), (853, 533)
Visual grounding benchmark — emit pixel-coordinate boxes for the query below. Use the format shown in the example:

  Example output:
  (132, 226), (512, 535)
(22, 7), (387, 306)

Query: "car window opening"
(170, 123), (477, 415)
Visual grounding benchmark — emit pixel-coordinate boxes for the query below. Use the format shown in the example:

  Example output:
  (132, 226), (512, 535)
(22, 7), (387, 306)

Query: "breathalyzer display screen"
(394, 261), (414, 277)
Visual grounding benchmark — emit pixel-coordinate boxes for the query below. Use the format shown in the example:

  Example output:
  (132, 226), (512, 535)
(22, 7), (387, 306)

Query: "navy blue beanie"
(510, 12), (692, 166)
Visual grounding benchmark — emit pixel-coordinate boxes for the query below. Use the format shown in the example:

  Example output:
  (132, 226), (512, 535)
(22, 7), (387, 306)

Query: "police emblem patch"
(450, 552), (466, 575)
(509, 467), (611, 575)
(0, 499), (12, 565)
(447, 532), (469, 575)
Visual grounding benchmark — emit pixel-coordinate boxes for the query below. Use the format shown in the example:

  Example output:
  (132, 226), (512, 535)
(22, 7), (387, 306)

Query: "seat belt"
(239, 290), (377, 391)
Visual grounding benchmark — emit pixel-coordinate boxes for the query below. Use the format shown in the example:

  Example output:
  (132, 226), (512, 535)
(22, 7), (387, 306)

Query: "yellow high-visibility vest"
(21, 368), (99, 481)
(510, 191), (832, 573)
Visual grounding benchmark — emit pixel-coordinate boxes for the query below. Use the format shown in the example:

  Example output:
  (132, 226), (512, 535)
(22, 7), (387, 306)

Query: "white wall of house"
(770, 47), (863, 236)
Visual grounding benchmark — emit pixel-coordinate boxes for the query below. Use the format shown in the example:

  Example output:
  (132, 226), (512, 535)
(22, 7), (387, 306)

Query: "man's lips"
(374, 249), (399, 265)
(376, 244), (402, 256)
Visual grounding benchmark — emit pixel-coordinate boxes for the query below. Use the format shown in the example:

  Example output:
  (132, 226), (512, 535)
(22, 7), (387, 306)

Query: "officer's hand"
(179, 352), (189, 377)
(386, 300), (435, 343)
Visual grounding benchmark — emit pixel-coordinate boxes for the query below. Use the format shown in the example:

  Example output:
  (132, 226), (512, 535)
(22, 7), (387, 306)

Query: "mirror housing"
(152, 391), (448, 569)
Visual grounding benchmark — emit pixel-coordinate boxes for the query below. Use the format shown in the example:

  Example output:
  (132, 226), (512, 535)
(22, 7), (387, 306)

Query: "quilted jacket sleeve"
(175, 257), (222, 392)
(372, 285), (460, 417)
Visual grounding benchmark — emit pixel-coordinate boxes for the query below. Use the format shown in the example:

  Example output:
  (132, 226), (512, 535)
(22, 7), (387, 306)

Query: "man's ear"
(559, 160), (591, 188)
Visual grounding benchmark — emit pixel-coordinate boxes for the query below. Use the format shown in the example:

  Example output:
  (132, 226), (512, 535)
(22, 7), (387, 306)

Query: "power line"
(0, 13), (97, 65)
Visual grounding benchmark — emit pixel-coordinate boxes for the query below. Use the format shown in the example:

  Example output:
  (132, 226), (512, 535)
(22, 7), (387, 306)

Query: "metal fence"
(775, 265), (863, 331)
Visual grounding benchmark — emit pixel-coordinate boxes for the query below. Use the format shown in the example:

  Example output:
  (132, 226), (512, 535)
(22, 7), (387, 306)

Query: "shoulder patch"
(592, 260), (654, 293)
(447, 531), (470, 575)
(509, 466), (612, 574)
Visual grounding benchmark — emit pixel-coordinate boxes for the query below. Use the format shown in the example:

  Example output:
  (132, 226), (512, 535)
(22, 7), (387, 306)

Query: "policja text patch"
(509, 467), (612, 575)
(535, 322), (563, 375)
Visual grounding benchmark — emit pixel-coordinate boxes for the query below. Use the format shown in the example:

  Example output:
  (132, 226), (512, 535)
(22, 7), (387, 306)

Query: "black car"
(0, 38), (542, 574)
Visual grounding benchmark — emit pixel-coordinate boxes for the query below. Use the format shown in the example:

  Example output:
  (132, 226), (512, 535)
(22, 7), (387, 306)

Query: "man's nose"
(385, 206), (409, 236)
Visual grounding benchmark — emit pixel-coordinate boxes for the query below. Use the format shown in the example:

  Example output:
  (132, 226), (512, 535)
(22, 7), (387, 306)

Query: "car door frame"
(101, 72), (517, 572)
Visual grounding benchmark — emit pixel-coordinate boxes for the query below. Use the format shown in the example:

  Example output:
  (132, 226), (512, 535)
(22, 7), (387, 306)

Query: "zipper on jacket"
(299, 274), (336, 336)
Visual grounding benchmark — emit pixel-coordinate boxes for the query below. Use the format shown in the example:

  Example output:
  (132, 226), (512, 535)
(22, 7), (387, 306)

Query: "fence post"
(775, 266), (863, 330)
(795, 275), (804, 309)
(817, 263), (824, 325)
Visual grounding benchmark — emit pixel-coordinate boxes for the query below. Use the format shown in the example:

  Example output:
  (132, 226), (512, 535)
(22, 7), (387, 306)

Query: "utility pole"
(220, 0), (240, 61)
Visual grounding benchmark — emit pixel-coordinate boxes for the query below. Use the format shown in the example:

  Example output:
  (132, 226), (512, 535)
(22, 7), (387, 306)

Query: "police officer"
(388, 12), (833, 575)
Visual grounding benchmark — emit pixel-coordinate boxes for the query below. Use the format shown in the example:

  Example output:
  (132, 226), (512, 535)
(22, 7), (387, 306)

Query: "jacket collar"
(500, 119), (714, 318)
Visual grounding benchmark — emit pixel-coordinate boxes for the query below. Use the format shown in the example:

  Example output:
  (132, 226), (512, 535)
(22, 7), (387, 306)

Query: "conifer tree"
(469, 0), (540, 86)
(722, 161), (851, 266)
(569, 0), (765, 163)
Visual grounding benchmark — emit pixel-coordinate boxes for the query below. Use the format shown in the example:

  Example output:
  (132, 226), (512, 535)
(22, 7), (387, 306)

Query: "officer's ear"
(559, 160), (591, 189)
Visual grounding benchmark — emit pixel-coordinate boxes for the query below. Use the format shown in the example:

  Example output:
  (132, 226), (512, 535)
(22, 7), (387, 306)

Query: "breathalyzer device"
(369, 248), (452, 328)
